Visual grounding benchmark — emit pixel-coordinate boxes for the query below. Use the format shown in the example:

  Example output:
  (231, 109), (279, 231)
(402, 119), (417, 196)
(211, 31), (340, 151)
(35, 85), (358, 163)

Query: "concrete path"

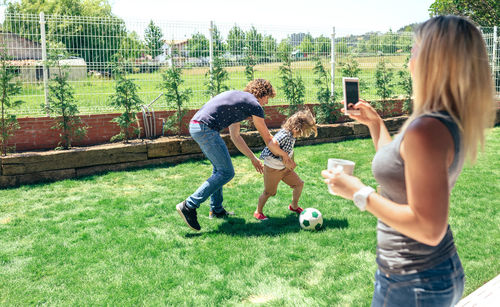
(456, 273), (500, 307)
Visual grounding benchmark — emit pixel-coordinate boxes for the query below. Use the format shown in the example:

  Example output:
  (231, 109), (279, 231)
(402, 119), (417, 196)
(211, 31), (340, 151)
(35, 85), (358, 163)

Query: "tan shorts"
(263, 165), (304, 196)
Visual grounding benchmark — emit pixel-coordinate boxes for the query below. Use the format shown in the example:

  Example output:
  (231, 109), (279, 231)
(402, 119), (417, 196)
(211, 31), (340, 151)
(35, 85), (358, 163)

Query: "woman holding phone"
(322, 16), (495, 307)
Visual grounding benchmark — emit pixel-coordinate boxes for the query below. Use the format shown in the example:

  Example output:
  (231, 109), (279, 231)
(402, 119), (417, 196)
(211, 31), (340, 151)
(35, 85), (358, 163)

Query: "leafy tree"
(46, 46), (87, 150)
(312, 57), (341, 124)
(211, 24), (226, 57)
(227, 25), (245, 56)
(246, 26), (264, 61)
(429, 0), (499, 27)
(187, 32), (209, 58)
(278, 47), (305, 117)
(375, 59), (395, 112)
(262, 35), (277, 59)
(398, 56), (413, 114)
(4, 0), (127, 72)
(298, 34), (314, 55)
(0, 46), (24, 156)
(314, 35), (331, 56)
(120, 31), (146, 61)
(205, 56), (229, 97)
(159, 66), (192, 136)
(144, 20), (163, 58)
(109, 65), (142, 143)
(277, 38), (293, 59)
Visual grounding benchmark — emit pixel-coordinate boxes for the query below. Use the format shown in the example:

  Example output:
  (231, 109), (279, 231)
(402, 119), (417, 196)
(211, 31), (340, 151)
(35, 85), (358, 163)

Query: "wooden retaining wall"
(0, 117), (407, 188)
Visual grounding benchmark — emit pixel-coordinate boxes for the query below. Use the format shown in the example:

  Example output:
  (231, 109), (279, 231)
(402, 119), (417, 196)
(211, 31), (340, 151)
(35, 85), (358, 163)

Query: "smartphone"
(343, 77), (360, 115)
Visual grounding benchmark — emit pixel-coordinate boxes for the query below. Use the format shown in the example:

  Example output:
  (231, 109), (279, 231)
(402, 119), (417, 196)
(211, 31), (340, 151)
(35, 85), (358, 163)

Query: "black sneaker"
(176, 201), (201, 231)
(209, 208), (235, 219)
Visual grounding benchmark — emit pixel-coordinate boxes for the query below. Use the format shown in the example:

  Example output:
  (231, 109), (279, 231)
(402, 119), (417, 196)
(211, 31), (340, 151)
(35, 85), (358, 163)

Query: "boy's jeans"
(185, 122), (235, 213)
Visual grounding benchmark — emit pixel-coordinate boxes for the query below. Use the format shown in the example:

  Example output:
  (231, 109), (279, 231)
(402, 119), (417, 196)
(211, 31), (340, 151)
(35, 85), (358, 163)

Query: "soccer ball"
(299, 208), (323, 230)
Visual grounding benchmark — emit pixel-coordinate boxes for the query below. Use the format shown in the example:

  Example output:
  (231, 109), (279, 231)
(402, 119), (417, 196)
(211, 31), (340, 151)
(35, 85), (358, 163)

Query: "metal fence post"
(330, 27), (336, 98)
(493, 26), (498, 93)
(39, 12), (50, 116)
(209, 21), (214, 97)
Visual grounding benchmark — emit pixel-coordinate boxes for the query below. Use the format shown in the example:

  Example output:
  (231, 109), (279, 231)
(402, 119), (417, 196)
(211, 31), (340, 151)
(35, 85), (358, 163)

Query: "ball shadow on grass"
(202, 214), (349, 237)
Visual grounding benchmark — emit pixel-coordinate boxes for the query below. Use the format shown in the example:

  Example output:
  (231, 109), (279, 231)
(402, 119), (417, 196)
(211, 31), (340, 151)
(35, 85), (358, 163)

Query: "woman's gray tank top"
(371, 111), (464, 274)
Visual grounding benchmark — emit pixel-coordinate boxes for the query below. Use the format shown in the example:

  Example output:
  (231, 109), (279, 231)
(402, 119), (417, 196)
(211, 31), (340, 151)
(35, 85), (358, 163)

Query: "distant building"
(0, 31), (87, 81)
(155, 39), (190, 66)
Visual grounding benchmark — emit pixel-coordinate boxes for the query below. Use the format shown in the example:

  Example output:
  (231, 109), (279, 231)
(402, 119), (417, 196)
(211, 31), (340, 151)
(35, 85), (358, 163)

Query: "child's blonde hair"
(282, 109), (318, 138)
(403, 15), (495, 163)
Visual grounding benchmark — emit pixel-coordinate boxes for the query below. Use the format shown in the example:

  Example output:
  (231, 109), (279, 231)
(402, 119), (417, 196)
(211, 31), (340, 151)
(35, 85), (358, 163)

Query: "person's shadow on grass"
(202, 213), (348, 237)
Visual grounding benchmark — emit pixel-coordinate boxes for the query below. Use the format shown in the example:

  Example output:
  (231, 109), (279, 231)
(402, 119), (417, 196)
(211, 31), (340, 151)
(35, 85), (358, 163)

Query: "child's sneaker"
(288, 205), (303, 214)
(253, 212), (268, 221)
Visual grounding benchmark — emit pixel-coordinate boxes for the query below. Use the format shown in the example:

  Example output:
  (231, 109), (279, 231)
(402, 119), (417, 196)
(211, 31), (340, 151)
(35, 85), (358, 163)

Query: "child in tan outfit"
(254, 109), (317, 220)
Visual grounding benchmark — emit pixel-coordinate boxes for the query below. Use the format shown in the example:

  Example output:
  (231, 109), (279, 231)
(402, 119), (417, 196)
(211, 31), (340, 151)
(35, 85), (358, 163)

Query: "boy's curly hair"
(244, 79), (276, 99)
(282, 108), (318, 138)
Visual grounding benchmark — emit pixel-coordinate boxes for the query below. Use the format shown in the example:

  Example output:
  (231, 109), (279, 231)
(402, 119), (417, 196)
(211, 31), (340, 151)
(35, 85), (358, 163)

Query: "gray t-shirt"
(191, 90), (265, 131)
(371, 111), (464, 274)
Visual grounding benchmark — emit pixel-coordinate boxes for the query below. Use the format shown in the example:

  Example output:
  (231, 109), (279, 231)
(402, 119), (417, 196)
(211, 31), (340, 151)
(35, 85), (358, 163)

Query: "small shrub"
(398, 56), (413, 114)
(205, 56), (229, 97)
(159, 65), (192, 136)
(109, 65), (142, 143)
(312, 57), (341, 124)
(0, 46), (24, 156)
(278, 47), (305, 117)
(375, 59), (394, 113)
(46, 45), (87, 149)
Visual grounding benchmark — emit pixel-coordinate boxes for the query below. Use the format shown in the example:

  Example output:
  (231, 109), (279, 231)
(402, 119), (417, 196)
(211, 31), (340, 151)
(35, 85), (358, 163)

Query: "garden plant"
(0, 46), (23, 156)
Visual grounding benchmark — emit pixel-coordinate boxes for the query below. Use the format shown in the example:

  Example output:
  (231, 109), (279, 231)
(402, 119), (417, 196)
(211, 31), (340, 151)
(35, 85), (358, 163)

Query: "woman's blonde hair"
(405, 15), (495, 163)
(244, 79), (276, 99)
(282, 109), (318, 138)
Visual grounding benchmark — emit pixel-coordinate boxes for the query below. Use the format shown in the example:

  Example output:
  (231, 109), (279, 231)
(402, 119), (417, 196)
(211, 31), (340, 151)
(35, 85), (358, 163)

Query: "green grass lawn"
(14, 55), (409, 117)
(0, 127), (498, 306)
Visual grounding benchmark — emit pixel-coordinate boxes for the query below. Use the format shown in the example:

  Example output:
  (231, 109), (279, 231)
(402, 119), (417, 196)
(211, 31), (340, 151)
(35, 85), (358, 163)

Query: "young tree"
(109, 65), (143, 143)
(0, 47), (23, 156)
(375, 59), (395, 113)
(398, 56), (413, 114)
(144, 20), (164, 58)
(46, 45), (87, 149)
(278, 46), (305, 117)
(205, 56), (229, 97)
(243, 47), (256, 82)
(312, 57), (341, 124)
(159, 66), (192, 136)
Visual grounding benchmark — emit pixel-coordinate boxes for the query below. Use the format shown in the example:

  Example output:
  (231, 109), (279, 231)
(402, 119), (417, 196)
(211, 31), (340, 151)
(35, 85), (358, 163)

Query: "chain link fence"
(1, 13), (498, 116)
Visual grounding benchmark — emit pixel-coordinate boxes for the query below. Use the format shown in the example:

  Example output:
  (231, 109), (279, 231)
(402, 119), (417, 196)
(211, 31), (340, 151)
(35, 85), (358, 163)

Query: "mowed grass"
(14, 55), (409, 116)
(0, 127), (498, 306)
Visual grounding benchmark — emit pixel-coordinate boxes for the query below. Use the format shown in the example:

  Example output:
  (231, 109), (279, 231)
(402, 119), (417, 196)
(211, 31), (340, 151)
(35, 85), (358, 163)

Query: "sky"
(110, 0), (436, 36)
(0, 0), (436, 39)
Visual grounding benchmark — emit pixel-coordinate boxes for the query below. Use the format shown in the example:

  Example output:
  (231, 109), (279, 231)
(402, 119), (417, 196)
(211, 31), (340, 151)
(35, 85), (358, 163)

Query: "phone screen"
(345, 81), (359, 105)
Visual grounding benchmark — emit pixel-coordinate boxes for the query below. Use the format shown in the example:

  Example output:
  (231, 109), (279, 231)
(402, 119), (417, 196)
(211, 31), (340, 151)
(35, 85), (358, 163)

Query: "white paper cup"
(327, 158), (355, 195)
